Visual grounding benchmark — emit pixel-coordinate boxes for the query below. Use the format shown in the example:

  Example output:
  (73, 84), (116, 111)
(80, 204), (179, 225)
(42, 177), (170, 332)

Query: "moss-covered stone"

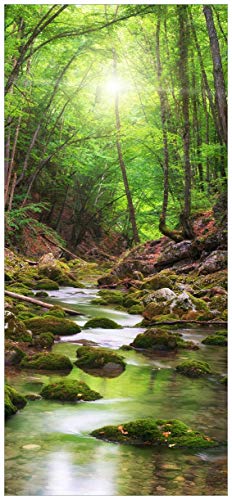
(75, 346), (126, 377)
(97, 289), (125, 305)
(24, 316), (81, 335)
(35, 291), (49, 298)
(40, 379), (102, 401)
(131, 328), (198, 351)
(128, 304), (144, 314)
(44, 306), (66, 318)
(34, 279), (59, 290)
(84, 317), (121, 329)
(5, 341), (26, 365)
(143, 302), (169, 320)
(5, 310), (32, 342)
(142, 274), (173, 291)
(6, 283), (35, 296)
(209, 295), (227, 312)
(32, 332), (55, 348)
(20, 353), (73, 371)
(5, 384), (27, 418)
(188, 294), (210, 312)
(91, 418), (216, 448)
(176, 360), (212, 377)
(202, 335), (227, 346)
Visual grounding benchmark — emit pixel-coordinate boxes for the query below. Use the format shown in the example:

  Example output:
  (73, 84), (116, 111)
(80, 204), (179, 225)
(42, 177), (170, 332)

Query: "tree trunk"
(203, 5), (227, 146)
(112, 48), (140, 245)
(5, 116), (22, 208)
(191, 52), (204, 190)
(189, 8), (224, 145)
(178, 6), (194, 240)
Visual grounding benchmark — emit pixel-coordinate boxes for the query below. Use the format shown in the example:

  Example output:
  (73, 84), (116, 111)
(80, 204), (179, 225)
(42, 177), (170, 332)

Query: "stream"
(5, 286), (227, 495)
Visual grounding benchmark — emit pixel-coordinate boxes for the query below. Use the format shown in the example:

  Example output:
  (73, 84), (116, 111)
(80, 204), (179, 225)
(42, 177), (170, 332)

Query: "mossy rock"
(44, 306), (66, 318)
(195, 270), (227, 291)
(128, 304), (144, 314)
(34, 279), (59, 290)
(97, 289), (125, 305)
(20, 353), (73, 371)
(32, 332), (55, 349)
(24, 316), (81, 336)
(75, 346), (126, 377)
(176, 360), (212, 377)
(5, 384), (27, 418)
(142, 274), (173, 291)
(6, 283), (35, 296)
(188, 294), (210, 312)
(40, 379), (102, 401)
(131, 328), (198, 351)
(202, 335), (227, 346)
(5, 342), (26, 365)
(143, 302), (169, 320)
(123, 296), (140, 308)
(5, 310), (32, 342)
(209, 295), (227, 312)
(35, 291), (49, 298)
(91, 418), (216, 448)
(84, 317), (121, 329)
(17, 311), (35, 321)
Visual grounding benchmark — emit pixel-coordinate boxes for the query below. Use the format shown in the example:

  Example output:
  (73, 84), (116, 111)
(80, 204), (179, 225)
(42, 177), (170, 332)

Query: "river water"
(5, 286), (227, 495)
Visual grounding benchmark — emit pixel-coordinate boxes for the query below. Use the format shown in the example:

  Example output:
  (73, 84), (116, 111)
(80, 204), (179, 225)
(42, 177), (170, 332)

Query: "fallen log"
(42, 234), (86, 262)
(147, 320), (227, 326)
(5, 291), (81, 316)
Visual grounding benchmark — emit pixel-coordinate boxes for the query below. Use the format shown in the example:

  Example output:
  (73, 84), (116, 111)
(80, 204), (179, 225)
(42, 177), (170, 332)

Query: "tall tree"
(203, 5), (227, 147)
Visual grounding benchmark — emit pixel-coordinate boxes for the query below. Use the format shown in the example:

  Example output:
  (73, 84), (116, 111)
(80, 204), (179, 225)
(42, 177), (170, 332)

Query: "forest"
(5, 3), (227, 497)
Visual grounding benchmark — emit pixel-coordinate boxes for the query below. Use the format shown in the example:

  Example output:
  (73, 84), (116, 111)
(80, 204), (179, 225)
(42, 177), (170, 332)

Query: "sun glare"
(105, 77), (125, 95)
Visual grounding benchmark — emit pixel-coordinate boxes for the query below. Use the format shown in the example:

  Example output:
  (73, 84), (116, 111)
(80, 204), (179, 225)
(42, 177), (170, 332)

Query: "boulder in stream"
(83, 317), (121, 329)
(75, 346), (126, 377)
(5, 384), (27, 418)
(20, 353), (73, 371)
(24, 316), (81, 335)
(175, 360), (213, 377)
(91, 418), (217, 448)
(130, 328), (198, 351)
(40, 379), (102, 401)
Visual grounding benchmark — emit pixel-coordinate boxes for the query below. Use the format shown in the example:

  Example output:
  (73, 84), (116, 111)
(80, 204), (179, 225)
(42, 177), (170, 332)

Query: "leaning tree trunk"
(178, 6), (194, 240)
(112, 48), (140, 245)
(203, 5), (227, 147)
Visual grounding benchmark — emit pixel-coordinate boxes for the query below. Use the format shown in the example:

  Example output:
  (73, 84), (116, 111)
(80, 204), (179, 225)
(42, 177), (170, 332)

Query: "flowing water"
(5, 286), (227, 495)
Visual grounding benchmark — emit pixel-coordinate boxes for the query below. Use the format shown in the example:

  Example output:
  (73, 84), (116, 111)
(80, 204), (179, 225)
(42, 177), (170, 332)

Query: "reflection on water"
(5, 287), (227, 495)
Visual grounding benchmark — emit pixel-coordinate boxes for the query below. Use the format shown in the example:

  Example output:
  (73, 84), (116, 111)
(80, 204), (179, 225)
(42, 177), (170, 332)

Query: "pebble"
(22, 444), (41, 451)
(173, 476), (185, 482)
(156, 486), (166, 492)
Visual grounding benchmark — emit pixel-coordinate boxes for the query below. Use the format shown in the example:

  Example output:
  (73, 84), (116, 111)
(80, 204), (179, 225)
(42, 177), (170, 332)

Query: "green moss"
(128, 304), (144, 314)
(5, 311), (32, 342)
(5, 384), (27, 418)
(24, 316), (81, 335)
(153, 313), (179, 321)
(6, 283), (35, 296)
(176, 360), (212, 377)
(5, 341), (26, 365)
(34, 279), (59, 290)
(131, 328), (198, 351)
(210, 295), (227, 312)
(189, 294), (210, 312)
(91, 418), (216, 448)
(220, 376), (227, 385)
(40, 379), (102, 401)
(20, 353), (73, 371)
(143, 302), (169, 320)
(97, 289), (125, 305)
(84, 317), (121, 329)
(142, 274), (173, 291)
(44, 306), (66, 318)
(32, 332), (55, 348)
(202, 335), (227, 346)
(75, 346), (126, 372)
(35, 291), (49, 298)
